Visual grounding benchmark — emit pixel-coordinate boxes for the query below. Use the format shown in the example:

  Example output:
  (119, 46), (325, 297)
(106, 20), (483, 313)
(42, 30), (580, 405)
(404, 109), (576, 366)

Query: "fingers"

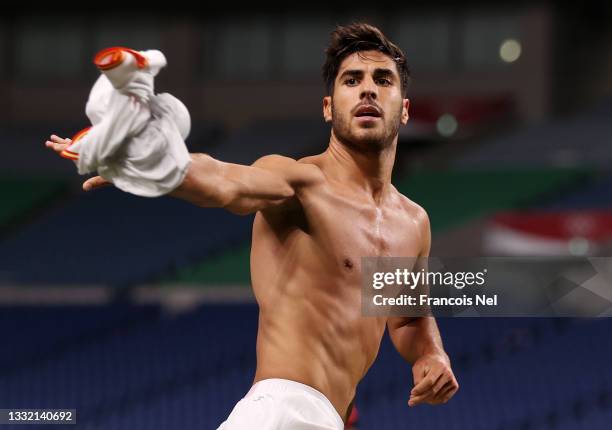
(408, 382), (440, 406)
(45, 134), (112, 193)
(45, 134), (72, 154)
(411, 368), (440, 396)
(409, 377), (459, 406)
(83, 176), (111, 191)
(409, 371), (442, 407)
(432, 381), (459, 404)
(410, 362), (429, 388)
(409, 366), (459, 407)
(407, 393), (429, 407)
(432, 371), (450, 395)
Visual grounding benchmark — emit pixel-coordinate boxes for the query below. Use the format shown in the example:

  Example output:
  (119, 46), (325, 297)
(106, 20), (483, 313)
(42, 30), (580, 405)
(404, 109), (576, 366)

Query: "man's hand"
(45, 134), (112, 192)
(408, 353), (459, 407)
(81, 176), (112, 191)
(45, 134), (71, 154)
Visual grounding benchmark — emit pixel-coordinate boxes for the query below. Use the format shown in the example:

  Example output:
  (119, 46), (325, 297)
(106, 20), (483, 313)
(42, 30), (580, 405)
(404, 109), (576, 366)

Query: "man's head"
(322, 23), (411, 151)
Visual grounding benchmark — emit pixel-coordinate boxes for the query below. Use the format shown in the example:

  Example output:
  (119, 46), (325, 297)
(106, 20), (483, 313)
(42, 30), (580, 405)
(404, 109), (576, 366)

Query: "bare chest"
(303, 189), (423, 268)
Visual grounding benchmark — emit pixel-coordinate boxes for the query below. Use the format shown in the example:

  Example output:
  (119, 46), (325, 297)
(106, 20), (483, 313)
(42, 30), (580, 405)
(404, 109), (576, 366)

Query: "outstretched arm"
(387, 210), (459, 407)
(171, 153), (321, 214)
(45, 134), (321, 215)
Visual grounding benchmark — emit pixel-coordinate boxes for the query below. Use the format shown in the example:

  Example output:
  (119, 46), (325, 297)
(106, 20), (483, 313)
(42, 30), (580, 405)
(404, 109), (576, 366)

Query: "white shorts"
(217, 378), (345, 430)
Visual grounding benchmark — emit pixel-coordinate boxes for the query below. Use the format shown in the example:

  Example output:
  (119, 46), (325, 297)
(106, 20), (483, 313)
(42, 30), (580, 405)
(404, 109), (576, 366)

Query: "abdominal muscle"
(252, 275), (387, 420)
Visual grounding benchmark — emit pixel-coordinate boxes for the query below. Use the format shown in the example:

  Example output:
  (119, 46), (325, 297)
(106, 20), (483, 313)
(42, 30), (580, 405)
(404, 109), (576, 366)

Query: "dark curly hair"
(323, 23), (411, 97)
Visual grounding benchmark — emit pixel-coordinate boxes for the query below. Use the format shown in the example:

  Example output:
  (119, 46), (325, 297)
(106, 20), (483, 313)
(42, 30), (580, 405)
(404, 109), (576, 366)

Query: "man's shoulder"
(253, 154), (326, 187)
(393, 187), (430, 227)
(393, 188), (431, 254)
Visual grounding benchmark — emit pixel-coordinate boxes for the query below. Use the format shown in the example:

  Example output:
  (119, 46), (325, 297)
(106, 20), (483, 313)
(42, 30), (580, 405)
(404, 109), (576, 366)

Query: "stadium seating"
(2, 304), (610, 430)
(455, 98), (612, 168)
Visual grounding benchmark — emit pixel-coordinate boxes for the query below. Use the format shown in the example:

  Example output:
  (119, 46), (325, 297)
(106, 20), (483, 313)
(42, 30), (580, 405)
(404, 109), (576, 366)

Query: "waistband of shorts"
(247, 378), (345, 428)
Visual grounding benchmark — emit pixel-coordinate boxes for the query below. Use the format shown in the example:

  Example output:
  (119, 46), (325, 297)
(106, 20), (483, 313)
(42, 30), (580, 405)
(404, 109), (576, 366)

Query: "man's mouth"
(354, 105), (382, 119)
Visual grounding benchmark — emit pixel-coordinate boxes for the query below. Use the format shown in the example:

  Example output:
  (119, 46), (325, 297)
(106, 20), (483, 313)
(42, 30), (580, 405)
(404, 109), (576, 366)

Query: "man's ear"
(401, 98), (410, 125)
(323, 96), (332, 123)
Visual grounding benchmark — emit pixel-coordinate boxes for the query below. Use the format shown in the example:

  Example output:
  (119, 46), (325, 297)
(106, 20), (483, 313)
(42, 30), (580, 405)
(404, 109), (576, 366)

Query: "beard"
(331, 100), (402, 152)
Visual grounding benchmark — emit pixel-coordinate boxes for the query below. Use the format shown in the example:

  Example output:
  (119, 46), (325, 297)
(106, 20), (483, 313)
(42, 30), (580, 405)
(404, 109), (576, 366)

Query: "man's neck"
(324, 131), (397, 204)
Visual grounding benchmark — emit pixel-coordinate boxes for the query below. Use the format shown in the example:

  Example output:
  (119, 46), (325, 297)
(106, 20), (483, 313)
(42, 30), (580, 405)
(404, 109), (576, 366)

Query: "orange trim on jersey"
(71, 126), (91, 144)
(60, 151), (79, 161)
(93, 46), (148, 70)
(60, 126), (92, 161)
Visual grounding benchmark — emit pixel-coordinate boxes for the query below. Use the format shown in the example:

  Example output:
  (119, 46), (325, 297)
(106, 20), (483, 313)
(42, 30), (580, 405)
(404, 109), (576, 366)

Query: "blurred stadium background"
(1, 3), (611, 429)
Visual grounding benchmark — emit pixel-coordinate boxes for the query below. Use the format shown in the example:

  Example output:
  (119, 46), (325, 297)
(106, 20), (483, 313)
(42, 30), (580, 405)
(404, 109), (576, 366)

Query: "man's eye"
(345, 78), (358, 85)
(377, 78), (391, 86)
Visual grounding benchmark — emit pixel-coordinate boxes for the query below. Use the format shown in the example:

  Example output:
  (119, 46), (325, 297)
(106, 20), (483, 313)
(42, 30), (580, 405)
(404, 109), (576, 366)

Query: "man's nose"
(360, 78), (378, 100)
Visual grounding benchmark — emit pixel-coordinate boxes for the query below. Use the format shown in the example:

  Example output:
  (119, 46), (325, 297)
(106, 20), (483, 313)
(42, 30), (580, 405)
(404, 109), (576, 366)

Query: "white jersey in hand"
(62, 48), (191, 197)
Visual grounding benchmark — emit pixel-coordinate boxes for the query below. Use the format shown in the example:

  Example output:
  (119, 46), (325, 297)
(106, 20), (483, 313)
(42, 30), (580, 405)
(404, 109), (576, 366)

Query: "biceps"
(226, 163), (293, 199)
(174, 154), (295, 213)
(222, 163), (295, 214)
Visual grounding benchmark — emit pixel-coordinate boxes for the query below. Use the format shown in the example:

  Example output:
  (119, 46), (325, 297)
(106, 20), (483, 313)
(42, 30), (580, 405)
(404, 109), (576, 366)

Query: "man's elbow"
(219, 181), (262, 215)
(211, 180), (244, 212)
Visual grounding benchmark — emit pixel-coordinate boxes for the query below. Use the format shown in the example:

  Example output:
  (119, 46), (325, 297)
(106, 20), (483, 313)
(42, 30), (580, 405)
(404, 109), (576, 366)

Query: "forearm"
(389, 317), (448, 364)
(402, 317), (459, 407)
(170, 153), (231, 207)
(170, 153), (294, 213)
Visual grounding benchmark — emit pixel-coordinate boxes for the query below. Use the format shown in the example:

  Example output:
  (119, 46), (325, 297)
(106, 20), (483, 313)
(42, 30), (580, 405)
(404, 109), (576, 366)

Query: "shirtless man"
(46, 22), (458, 429)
